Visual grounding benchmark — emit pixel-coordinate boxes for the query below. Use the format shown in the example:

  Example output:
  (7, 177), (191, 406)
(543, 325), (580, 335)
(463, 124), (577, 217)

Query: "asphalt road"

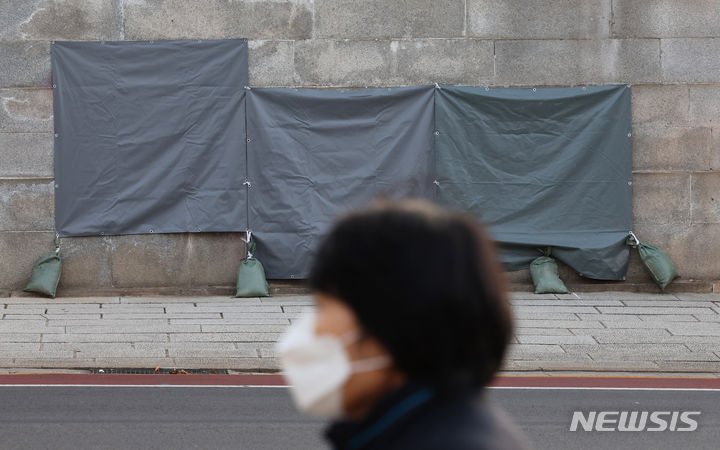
(0, 385), (719, 449)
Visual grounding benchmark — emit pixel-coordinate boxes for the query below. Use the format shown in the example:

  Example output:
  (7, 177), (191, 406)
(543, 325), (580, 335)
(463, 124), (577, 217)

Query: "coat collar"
(325, 380), (436, 450)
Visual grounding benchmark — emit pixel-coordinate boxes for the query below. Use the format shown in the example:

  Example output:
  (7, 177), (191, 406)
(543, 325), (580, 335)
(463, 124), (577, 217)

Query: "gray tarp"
(434, 85), (632, 280)
(53, 39), (248, 236)
(52, 41), (632, 281)
(246, 87), (435, 278)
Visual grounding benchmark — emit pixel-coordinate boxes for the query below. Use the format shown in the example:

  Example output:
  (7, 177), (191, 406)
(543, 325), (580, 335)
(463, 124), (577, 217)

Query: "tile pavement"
(1, 292), (719, 373)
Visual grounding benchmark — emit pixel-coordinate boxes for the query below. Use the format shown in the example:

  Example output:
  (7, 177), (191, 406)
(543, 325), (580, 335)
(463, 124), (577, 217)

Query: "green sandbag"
(638, 242), (679, 290)
(24, 251), (62, 298)
(530, 255), (570, 294)
(627, 232), (679, 290)
(235, 240), (270, 298)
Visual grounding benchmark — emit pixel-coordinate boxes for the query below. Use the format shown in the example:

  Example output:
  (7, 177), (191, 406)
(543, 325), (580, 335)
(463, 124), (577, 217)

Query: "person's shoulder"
(391, 395), (532, 450)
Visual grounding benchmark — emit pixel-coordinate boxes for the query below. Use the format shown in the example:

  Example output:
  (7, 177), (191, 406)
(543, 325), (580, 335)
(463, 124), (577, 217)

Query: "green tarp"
(434, 85), (632, 280)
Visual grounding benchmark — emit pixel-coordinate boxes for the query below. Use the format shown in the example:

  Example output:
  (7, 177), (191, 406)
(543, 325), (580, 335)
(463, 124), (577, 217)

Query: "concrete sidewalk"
(1, 292), (719, 373)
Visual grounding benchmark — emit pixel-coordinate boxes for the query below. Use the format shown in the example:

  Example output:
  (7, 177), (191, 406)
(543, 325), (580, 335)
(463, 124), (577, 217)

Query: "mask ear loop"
(349, 355), (393, 373)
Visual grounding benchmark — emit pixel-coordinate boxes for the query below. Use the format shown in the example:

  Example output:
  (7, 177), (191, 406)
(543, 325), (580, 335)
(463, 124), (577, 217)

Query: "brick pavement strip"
(64, 325), (202, 334)
(41, 333), (169, 343)
(512, 306), (600, 313)
(0, 333), (42, 342)
(600, 321), (678, 329)
(0, 323), (65, 333)
(180, 319), (292, 325)
(514, 328), (574, 336)
(100, 313), (222, 319)
(569, 328), (671, 337)
(510, 299), (624, 306)
(516, 335), (596, 345)
(598, 306), (716, 315)
(1, 314), (49, 320)
(514, 320), (605, 328)
(200, 324), (290, 333)
(0, 293), (719, 372)
(620, 300), (718, 307)
(667, 323), (720, 336)
(1, 297), (121, 304)
(638, 315), (701, 322)
(511, 313), (580, 321)
(168, 333), (282, 342)
(164, 305), (283, 313)
(693, 314), (720, 322)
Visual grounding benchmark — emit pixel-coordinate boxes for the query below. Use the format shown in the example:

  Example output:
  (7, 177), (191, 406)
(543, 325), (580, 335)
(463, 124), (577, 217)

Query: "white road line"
(489, 387), (720, 391)
(0, 385), (718, 391)
(0, 384), (289, 388)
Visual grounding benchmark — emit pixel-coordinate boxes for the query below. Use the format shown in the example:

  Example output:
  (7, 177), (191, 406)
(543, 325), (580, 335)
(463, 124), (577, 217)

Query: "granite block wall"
(1, 0), (718, 293)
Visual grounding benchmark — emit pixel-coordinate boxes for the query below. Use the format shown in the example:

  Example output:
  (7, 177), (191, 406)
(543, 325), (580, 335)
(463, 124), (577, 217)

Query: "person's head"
(279, 198), (513, 420)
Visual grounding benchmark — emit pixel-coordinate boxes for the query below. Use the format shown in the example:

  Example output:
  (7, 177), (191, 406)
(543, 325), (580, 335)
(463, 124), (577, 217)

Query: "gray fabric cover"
(434, 85), (632, 280)
(52, 43), (632, 282)
(52, 39), (248, 237)
(246, 87), (435, 278)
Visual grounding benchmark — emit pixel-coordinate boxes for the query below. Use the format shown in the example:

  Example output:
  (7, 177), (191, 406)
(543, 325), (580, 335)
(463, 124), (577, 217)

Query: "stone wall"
(1, 0), (719, 294)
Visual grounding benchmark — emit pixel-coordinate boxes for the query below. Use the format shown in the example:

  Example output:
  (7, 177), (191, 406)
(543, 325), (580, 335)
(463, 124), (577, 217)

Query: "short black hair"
(309, 199), (512, 389)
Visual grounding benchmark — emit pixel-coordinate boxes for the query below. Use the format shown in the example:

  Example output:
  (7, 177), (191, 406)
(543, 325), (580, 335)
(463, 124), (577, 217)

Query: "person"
(276, 199), (531, 449)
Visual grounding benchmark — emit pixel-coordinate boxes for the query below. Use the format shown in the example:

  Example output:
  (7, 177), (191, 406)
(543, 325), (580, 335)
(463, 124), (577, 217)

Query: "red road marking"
(0, 374), (719, 389)
(489, 375), (720, 390)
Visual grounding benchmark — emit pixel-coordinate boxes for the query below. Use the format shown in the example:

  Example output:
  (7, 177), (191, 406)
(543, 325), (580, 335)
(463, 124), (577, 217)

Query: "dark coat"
(325, 381), (532, 450)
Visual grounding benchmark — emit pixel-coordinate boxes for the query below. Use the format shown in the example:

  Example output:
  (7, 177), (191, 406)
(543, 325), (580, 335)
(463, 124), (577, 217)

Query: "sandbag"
(638, 242), (679, 290)
(235, 239), (270, 298)
(530, 255), (570, 294)
(627, 232), (679, 290)
(24, 251), (62, 298)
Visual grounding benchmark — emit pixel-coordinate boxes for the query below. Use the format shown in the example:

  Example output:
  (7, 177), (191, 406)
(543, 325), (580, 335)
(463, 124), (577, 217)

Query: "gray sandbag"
(24, 251), (62, 298)
(628, 232), (679, 290)
(530, 253), (570, 294)
(235, 237), (270, 298)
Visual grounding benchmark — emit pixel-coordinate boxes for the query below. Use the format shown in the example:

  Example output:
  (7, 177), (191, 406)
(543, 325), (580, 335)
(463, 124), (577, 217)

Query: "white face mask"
(276, 313), (392, 419)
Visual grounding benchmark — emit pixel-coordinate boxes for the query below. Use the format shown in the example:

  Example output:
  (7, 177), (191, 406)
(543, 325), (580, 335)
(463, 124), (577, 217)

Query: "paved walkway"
(1, 292), (719, 373)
